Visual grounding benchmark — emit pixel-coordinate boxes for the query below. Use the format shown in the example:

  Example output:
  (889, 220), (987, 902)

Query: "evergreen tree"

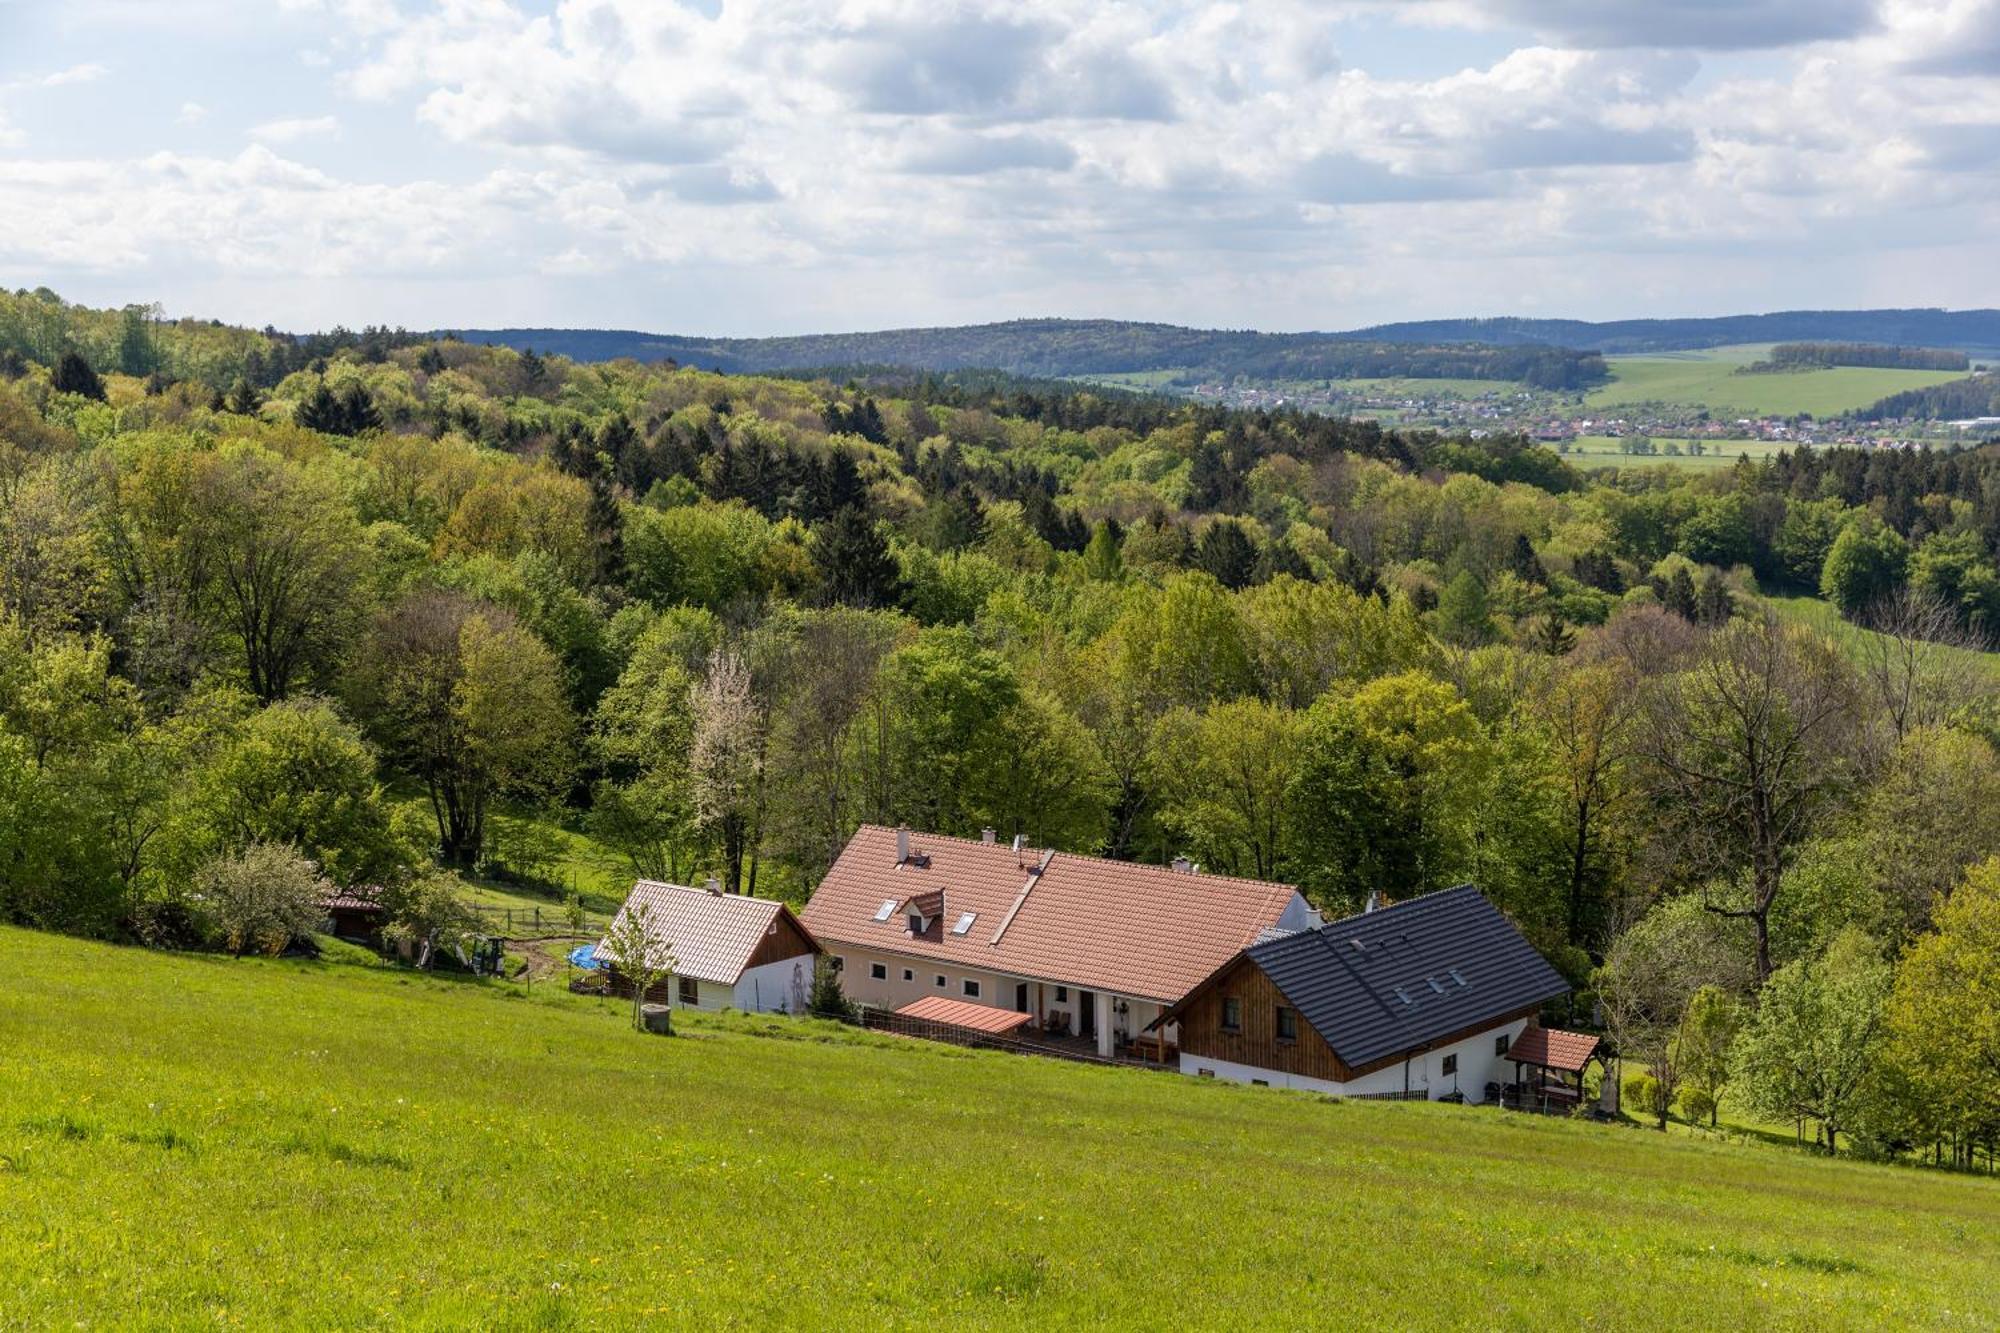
(1532, 611), (1576, 656)
(1696, 569), (1736, 626)
(1509, 533), (1547, 585)
(586, 472), (627, 588)
(51, 350), (105, 401)
(927, 484), (987, 551)
(226, 377), (264, 416)
(1253, 537), (1314, 585)
(1663, 566), (1700, 621)
(815, 506), (903, 609)
(295, 380), (343, 433)
(417, 344), (446, 375)
(1195, 520), (1259, 590)
(596, 413), (638, 478)
(337, 381), (381, 435)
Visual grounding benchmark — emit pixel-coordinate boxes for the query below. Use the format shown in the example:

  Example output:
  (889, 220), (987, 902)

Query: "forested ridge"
(3, 286), (2000, 1167)
(1749, 342), (1972, 373)
(453, 318), (1612, 389)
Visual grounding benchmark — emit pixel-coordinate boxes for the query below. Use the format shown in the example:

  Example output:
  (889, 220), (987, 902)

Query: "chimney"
(896, 826), (910, 864)
(1364, 890), (1380, 914)
(981, 828), (996, 845)
(1171, 855), (1193, 874)
(704, 875), (722, 896)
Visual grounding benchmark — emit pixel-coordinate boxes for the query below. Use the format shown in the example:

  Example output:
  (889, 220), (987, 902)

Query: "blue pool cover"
(567, 944), (602, 970)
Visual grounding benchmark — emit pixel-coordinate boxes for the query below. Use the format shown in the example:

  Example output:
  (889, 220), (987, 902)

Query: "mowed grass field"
(1586, 345), (1972, 418)
(2, 930), (1998, 1328)
(1566, 436), (1795, 472)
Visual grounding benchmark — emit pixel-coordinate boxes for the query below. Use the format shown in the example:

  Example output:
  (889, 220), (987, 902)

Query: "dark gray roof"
(1246, 885), (1569, 1070)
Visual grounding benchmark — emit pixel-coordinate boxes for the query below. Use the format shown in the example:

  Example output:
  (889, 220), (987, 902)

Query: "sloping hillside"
(0, 928), (1993, 1327)
(449, 319), (1608, 387)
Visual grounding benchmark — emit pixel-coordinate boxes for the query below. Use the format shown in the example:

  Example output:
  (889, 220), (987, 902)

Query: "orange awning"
(893, 996), (1035, 1034)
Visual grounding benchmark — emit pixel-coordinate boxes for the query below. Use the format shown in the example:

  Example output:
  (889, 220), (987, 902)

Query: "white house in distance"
(595, 879), (820, 1014)
(1158, 884), (1575, 1102)
(798, 824), (1321, 1058)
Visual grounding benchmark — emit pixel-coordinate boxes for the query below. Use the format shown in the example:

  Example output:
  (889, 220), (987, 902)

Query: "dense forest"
(454, 318), (1612, 390)
(3, 287), (1999, 1166)
(1860, 372), (2000, 422)
(1750, 343), (1972, 373)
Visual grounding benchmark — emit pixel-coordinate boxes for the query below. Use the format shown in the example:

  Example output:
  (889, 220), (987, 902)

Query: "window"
(1055, 986), (1069, 1003)
(935, 974), (947, 988)
(962, 979), (982, 999)
(1441, 1054), (1458, 1076)
(831, 956), (844, 971)
(1275, 1007), (1298, 1043)
(1251, 1079), (1269, 1087)
(1221, 997), (1243, 1032)
(868, 962), (887, 981)
(1495, 1033), (1510, 1057)
(1197, 1067), (1216, 1078)
(678, 976), (699, 1006)
(902, 968), (915, 983)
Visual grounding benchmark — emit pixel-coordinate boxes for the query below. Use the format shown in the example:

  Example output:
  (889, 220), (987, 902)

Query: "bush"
(809, 955), (857, 1021)
(193, 842), (330, 956)
(1677, 1087), (1718, 1126)
(1623, 1072), (1670, 1121)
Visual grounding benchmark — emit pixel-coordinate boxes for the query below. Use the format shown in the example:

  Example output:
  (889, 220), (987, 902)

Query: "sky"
(1, 0), (1998, 336)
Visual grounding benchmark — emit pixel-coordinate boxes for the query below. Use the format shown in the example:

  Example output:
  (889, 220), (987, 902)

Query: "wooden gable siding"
(745, 909), (818, 972)
(1176, 956), (1355, 1082)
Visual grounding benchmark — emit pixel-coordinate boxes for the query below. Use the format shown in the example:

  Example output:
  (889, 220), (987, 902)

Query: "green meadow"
(1766, 594), (2000, 686)
(1586, 346), (1972, 419)
(2, 927), (1996, 1329)
(1566, 436), (1795, 472)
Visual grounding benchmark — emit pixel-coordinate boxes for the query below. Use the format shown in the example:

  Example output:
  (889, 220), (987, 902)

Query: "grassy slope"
(1766, 595), (2000, 686)
(2, 930), (1996, 1328)
(1586, 346), (1971, 418)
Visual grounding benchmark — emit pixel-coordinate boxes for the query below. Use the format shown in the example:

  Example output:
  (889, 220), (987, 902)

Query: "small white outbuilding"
(594, 880), (819, 1014)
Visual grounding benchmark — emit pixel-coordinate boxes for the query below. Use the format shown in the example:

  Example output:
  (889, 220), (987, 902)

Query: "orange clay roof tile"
(801, 825), (1304, 1003)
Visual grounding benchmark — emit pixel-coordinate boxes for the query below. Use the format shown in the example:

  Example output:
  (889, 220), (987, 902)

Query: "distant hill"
(451, 309), (2000, 383)
(1344, 309), (2000, 354)
(448, 319), (1608, 389)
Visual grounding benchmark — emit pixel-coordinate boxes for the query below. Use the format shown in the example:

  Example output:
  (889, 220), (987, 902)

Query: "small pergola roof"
(894, 996), (1035, 1035)
(1509, 1025), (1601, 1073)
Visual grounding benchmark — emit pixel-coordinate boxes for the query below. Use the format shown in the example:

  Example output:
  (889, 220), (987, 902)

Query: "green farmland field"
(1587, 346), (1972, 418)
(1565, 436), (1795, 472)
(2, 928), (1997, 1328)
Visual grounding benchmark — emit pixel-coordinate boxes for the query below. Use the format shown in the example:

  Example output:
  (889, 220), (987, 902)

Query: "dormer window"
(900, 889), (945, 936)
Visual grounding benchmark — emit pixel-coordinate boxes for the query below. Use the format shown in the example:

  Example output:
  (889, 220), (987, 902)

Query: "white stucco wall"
(825, 946), (1164, 1048)
(731, 955), (813, 1014)
(1180, 1015), (1535, 1102)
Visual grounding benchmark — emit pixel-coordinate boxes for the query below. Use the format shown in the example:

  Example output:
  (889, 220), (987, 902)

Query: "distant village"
(1177, 378), (1992, 453)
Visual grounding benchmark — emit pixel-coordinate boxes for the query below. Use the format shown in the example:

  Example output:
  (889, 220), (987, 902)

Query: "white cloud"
(39, 63), (110, 87)
(4, 0), (2000, 330)
(177, 102), (209, 126)
(247, 115), (341, 144)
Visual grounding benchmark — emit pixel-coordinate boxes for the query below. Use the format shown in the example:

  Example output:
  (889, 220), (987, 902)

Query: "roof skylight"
(872, 899), (897, 922)
(951, 912), (977, 935)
